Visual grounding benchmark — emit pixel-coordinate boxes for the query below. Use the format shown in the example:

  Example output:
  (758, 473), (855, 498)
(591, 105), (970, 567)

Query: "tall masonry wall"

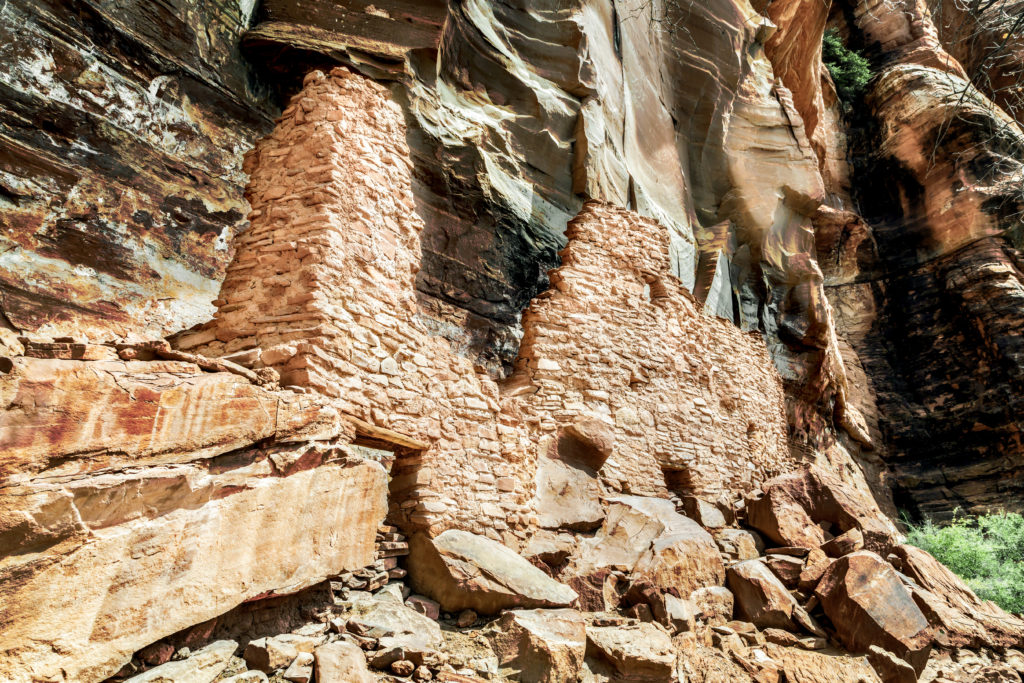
(177, 67), (794, 545)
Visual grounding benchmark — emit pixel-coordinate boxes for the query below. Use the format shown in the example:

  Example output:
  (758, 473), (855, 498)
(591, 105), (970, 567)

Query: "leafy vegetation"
(905, 511), (1024, 614)
(822, 29), (873, 104)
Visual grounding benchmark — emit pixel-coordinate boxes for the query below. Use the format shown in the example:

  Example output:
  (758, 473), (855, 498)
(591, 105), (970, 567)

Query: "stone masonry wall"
(513, 203), (792, 505)
(177, 67), (794, 544)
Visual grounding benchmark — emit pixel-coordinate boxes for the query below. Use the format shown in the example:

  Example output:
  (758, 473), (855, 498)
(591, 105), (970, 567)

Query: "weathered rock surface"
(814, 552), (933, 674)
(565, 496), (724, 598)
(124, 640), (237, 683)
(745, 467), (898, 553)
(4, 0), (1024, 681)
(0, 356), (342, 482)
(727, 560), (822, 636)
(0, 0), (275, 339)
(893, 544), (1024, 649)
(585, 622), (677, 682)
(408, 530), (578, 615)
(314, 641), (375, 683)
(346, 597), (444, 654)
(485, 609), (587, 683)
(1, 428), (386, 682)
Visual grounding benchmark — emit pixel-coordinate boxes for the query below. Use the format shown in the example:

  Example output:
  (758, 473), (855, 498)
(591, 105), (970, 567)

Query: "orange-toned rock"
(0, 454), (387, 683)
(407, 530), (578, 615)
(814, 552), (932, 674)
(0, 356), (343, 482)
(746, 467), (898, 554)
(484, 609), (587, 683)
(727, 560), (823, 636)
(893, 544), (1024, 649)
(564, 496), (724, 598)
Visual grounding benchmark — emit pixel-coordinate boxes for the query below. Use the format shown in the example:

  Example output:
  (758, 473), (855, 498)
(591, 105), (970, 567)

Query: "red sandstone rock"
(893, 544), (1024, 649)
(484, 609), (587, 683)
(745, 467), (898, 554)
(727, 560), (823, 636)
(814, 552), (932, 674)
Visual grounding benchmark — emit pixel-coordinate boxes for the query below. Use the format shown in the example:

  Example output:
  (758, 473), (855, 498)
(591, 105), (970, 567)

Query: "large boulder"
(0, 455), (386, 683)
(485, 609), (587, 683)
(407, 530), (578, 614)
(565, 496), (724, 596)
(124, 640), (237, 683)
(763, 643), (881, 683)
(727, 560), (823, 636)
(585, 622), (677, 682)
(814, 552), (932, 674)
(893, 544), (1024, 649)
(745, 467), (898, 554)
(533, 420), (613, 531)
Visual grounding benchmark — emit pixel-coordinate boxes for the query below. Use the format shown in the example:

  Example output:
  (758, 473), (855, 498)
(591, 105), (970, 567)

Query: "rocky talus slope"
(3, 0), (1024, 682)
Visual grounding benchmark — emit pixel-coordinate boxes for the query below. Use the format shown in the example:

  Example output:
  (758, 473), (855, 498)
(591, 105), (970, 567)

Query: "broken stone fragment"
(797, 548), (833, 593)
(866, 645), (918, 683)
(221, 672), (269, 683)
(764, 554), (804, 588)
(406, 594), (441, 620)
(745, 467), (897, 555)
(690, 586), (735, 625)
(727, 560), (823, 637)
(713, 528), (765, 562)
(407, 529), (578, 614)
(484, 609), (587, 683)
(346, 597), (444, 656)
(820, 528), (864, 558)
(681, 496), (728, 529)
(814, 551), (932, 674)
(282, 651), (315, 682)
(124, 640), (237, 683)
(315, 640), (375, 683)
(244, 636), (300, 673)
(564, 495), (724, 600)
(585, 622), (677, 682)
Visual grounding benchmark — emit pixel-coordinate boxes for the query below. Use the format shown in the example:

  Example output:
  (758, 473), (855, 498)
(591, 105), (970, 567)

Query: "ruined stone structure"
(4, 0), (1024, 681)
(179, 67), (798, 538)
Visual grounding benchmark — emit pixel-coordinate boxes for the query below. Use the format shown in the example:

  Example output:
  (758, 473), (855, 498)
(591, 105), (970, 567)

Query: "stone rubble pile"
(332, 525), (411, 594)
(103, 465), (1024, 683)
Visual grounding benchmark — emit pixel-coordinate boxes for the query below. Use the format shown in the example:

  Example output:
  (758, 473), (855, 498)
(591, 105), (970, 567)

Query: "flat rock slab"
(315, 641), (374, 683)
(408, 529), (578, 614)
(0, 458), (387, 683)
(124, 640), (237, 683)
(347, 597), (445, 653)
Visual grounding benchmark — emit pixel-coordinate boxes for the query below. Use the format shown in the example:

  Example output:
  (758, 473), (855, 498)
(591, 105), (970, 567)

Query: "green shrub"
(822, 28), (873, 104)
(904, 511), (1024, 614)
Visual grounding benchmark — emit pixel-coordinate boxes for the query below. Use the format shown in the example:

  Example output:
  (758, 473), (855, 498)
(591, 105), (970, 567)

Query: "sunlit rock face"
(0, 0), (279, 340)
(245, 0), (847, 394)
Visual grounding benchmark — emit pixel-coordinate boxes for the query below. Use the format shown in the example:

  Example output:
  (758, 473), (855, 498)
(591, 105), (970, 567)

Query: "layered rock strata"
(0, 0), (277, 339)
(0, 347), (388, 682)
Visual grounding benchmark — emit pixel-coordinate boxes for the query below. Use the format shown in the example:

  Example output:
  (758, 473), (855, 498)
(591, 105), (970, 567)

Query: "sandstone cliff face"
(816, 0), (1024, 518)
(0, 0), (276, 339)
(4, 0), (1024, 681)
